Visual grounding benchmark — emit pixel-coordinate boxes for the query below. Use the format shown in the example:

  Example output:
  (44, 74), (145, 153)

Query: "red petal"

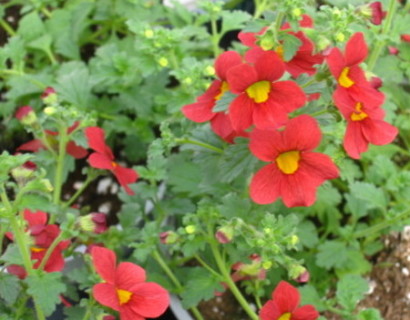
(88, 153), (115, 170)
(228, 94), (255, 131)
(17, 139), (45, 152)
(116, 262), (146, 290)
(120, 307), (144, 320)
(362, 119), (398, 146)
(252, 99), (289, 130)
(250, 163), (282, 205)
(7, 265), (27, 279)
(182, 100), (215, 123)
(128, 282), (169, 318)
(215, 51), (243, 80)
(254, 51), (285, 82)
(345, 32), (368, 66)
(113, 166), (138, 195)
(259, 300), (282, 320)
(279, 170), (320, 207)
(24, 210), (48, 227)
(244, 47), (265, 64)
(85, 127), (114, 159)
(301, 152), (340, 181)
(343, 122), (368, 159)
(67, 121), (80, 134)
(93, 283), (120, 311)
(300, 14), (314, 28)
(326, 48), (345, 79)
(249, 129), (283, 162)
(272, 281), (300, 313)
(269, 81), (306, 113)
(91, 246), (117, 283)
(38, 248), (65, 272)
(292, 305), (320, 320)
(283, 115), (322, 151)
(210, 113), (235, 143)
(226, 63), (258, 93)
(238, 30), (259, 47)
(66, 141), (88, 159)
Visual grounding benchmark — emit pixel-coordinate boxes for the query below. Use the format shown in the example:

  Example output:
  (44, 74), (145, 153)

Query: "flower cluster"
(182, 16), (398, 208)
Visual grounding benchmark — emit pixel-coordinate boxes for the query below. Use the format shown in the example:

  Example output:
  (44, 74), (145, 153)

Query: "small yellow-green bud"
(44, 106), (57, 115)
(185, 225), (196, 234)
(183, 77), (193, 85)
(292, 8), (302, 18)
(256, 239), (265, 246)
(205, 66), (215, 76)
(332, 8), (341, 17)
(290, 235), (299, 246)
(335, 32), (345, 42)
(317, 36), (331, 51)
(40, 179), (53, 192)
(79, 215), (95, 232)
(260, 37), (275, 51)
(289, 264), (306, 280)
(262, 261), (272, 270)
(144, 29), (154, 38)
(158, 57), (169, 67)
(263, 227), (272, 234)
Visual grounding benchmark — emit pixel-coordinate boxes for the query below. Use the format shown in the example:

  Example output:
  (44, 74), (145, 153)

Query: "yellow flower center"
(116, 289), (133, 305)
(276, 151), (301, 174)
(31, 247), (46, 253)
(111, 161), (118, 168)
(245, 81), (271, 103)
(215, 81), (230, 100)
(338, 67), (354, 88)
(278, 312), (292, 320)
(350, 102), (368, 121)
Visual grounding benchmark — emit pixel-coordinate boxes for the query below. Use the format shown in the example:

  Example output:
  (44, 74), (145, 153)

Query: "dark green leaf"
(281, 33), (302, 61)
(213, 91), (236, 112)
(0, 273), (20, 305)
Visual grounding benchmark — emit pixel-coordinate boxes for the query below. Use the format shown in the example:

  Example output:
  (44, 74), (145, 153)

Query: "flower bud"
(41, 87), (58, 104)
(79, 213), (107, 234)
(215, 226), (234, 244)
(205, 66), (215, 76)
(185, 225), (196, 234)
(335, 32), (345, 42)
(289, 264), (306, 280)
(401, 34), (410, 43)
(15, 106), (37, 126)
(158, 57), (169, 67)
(11, 161), (36, 185)
(40, 179), (53, 192)
(388, 46), (399, 55)
(292, 8), (302, 18)
(295, 269), (310, 283)
(144, 29), (154, 38)
(290, 235), (299, 246)
(44, 106), (57, 115)
(160, 231), (178, 244)
(317, 35), (331, 51)
(260, 36), (275, 51)
(262, 261), (273, 270)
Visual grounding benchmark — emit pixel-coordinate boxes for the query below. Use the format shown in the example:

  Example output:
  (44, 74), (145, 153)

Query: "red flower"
(327, 32), (384, 107)
(79, 213), (108, 234)
(226, 52), (306, 131)
(182, 51), (247, 143)
(85, 127), (138, 195)
(249, 115), (339, 207)
(91, 246), (169, 320)
(17, 121), (88, 159)
(238, 15), (323, 78)
(401, 34), (410, 43)
(259, 281), (319, 320)
(333, 90), (398, 159)
(369, 2), (386, 25)
(7, 210), (70, 279)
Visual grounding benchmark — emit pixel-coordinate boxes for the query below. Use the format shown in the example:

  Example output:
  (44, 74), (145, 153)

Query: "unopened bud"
(292, 8), (302, 18)
(160, 231), (178, 244)
(290, 235), (299, 246)
(40, 179), (53, 192)
(185, 225), (196, 234)
(215, 226), (234, 244)
(41, 87), (58, 104)
(335, 32), (345, 42)
(295, 269), (310, 283)
(289, 264), (306, 280)
(11, 161), (36, 185)
(158, 57), (169, 67)
(44, 106), (57, 115)
(15, 106), (37, 126)
(260, 36), (275, 51)
(205, 66), (215, 76)
(144, 29), (154, 38)
(317, 35), (331, 51)
(183, 77), (192, 85)
(262, 261), (272, 270)
(79, 213), (107, 234)
(263, 228), (272, 234)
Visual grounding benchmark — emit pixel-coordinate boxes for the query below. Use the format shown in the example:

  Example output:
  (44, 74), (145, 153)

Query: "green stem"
(209, 239), (259, 320)
(0, 19), (16, 36)
(1, 189), (46, 320)
(194, 255), (222, 279)
(310, 108), (329, 117)
(152, 250), (204, 320)
(63, 174), (95, 208)
(45, 49), (57, 65)
(301, 77), (317, 88)
(253, 0), (267, 19)
(175, 138), (223, 153)
(367, 0), (397, 71)
(210, 17), (220, 58)
(354, 208), (410, 238)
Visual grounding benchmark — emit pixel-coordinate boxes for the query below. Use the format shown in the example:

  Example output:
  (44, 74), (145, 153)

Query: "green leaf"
(17, 12), (46, 42)
(349, 182), (387, 210)
(297, 221), (319, 249)
(26, 271), (66, 317)
(55, 61), (92, 108)
(358, 308), (384, 320)
(316, 241), (348, 270)
(0, 273), (20, 305)
(0, 244), (24, 266)
(220, 10), (252, 35)
(180, 268), (223, 308)
(218, 193), (250, 219)
(213, 91), (236, 112)
(299, 285), (326, 312)
(336, 274), (368, 311)
(218, 138), (258, 183)
(167, 153), (202, 195)
(16, 194), (52, 212)
(280, 33), (302, 61)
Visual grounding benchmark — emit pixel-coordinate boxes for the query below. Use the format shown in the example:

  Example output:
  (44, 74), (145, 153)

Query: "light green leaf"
(213, 91), (236, 112)
(281, 33), (302, 61)
(220, 10), (252, 35)
(349, 182), (387, 210)
(0, 273), (20, 305)
(358, 308), (384, 320)
(316, 241), (348, 270)
(17, 12), (46, 42)
(336, 274), (368, 311)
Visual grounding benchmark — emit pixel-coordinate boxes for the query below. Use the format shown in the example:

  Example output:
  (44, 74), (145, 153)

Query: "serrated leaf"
(349, 182), (386, 210)
(26, 272), (66, 317)
(336, 275), (368, 311)
(297, 221), (319, 249)
(167, 153), (202, 195)
(358, 308), (384, 320)
(213, 91), (236, 112)
(220, 10), (252, 35)
(316, 241), (348, 270)
(180, 268), (223, 308)
(281, 33), (302, 61)
(17, 12), (46, 42)
(218, 193), (250, 219)
(16, 194), (52, 212)
(218, 138), (257, 183)
(0, 244), (24, 266)
(0, 273), (20, 305)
